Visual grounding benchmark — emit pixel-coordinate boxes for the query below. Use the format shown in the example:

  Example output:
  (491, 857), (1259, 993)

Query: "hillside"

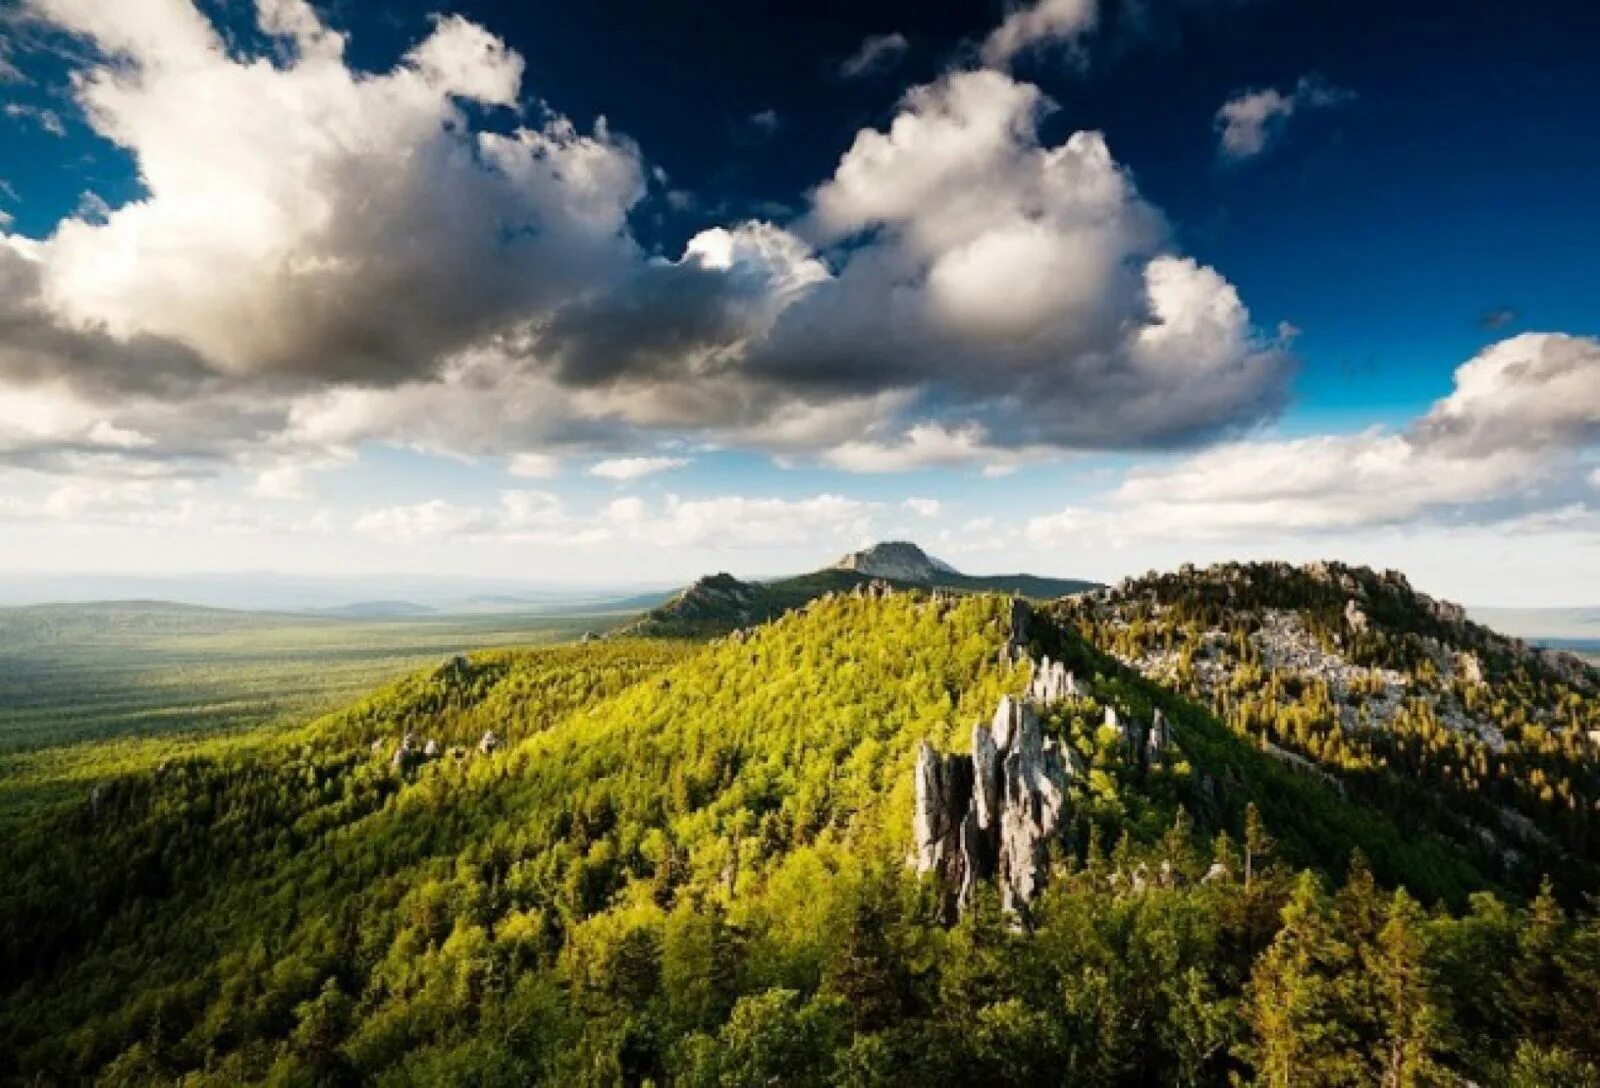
(1053, 561), (1600, 891)
(626, 541), (1100, 637)
(2, 571), (1598, 1085)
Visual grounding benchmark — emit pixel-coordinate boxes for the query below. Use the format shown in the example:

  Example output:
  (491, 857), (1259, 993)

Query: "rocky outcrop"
(1344, 599), (1370, 634)
(1146, 708), (1171, 765)
(915, 691), (1078, 920)
(913, 741), (972, 917)
(391, 733), (419, 770)
(1027, 654), (1080, 704)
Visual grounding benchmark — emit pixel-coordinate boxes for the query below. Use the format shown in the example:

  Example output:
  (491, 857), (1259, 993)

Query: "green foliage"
(0, 585), (1597, 1085)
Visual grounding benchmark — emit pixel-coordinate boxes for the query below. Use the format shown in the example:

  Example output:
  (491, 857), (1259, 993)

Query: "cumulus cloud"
(1027, 333), (1600, 544)
(2, 0), (1291, 486)
(589, 456), (690, 481)
(840, 32), (909, 79)
(981, 0), (1098, 68)
(755, 70), (1293, 451)
(1215, 75), (1353, 161)
(23, 0), (643, 388)
(903, 497), (943, 517)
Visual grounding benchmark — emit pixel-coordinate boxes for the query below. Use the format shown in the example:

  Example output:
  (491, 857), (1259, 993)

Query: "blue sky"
(0, 0), (1595, 605)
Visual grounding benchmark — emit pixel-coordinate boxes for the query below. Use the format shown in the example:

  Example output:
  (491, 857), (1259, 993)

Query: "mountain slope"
(626, 541), (1099, 637)
(1053, 561), (1600, 889)
(7, 576), (1595, 1083)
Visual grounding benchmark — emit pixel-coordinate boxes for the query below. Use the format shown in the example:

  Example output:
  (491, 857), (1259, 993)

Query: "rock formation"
(914, 691), (1078, 920)
(1146, 708), (1171, 765)
(1344, 598), (1370, 634)
(1026, 654), (1080, 705)
(391, 733), (418, 770)
(913, 741), (972, 917)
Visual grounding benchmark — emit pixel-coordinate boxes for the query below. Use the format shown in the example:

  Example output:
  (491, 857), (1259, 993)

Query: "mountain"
(830, 540), (960, 581)
(1, 563), (1597, 1084)
(626, 540), (1100, 637)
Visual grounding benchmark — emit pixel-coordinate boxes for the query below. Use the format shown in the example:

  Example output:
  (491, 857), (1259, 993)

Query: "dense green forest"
(1, 577), (1598, 1085)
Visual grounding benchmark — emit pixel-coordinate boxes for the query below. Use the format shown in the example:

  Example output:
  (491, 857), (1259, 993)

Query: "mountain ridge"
(625, 540), (1101, 637)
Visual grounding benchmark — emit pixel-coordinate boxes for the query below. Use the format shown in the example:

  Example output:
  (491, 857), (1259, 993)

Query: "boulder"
(477, 730), (501, 755)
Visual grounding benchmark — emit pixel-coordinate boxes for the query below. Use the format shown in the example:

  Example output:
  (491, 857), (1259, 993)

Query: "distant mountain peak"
(829, 541), (959, 583)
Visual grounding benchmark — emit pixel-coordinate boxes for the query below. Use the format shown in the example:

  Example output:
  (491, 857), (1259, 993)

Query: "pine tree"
(1242, 871), (1361, 1087)
(1374, 889), (1444, 1088)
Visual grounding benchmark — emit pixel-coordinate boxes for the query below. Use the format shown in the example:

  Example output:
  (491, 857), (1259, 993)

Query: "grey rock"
(1146, 708), (1171, 764)
(1005, 597), (1031, 653)
(970, 718), (1004, 833)
(915, 691), (1075, 920)
(996, 702), (1070, 915)
(391, 732), (419, 771)
(913, 741), (973, 918)
(1027, 655), (1076, 706)
(477, 730), (501, 755)
(1344, 598), (1370, 634)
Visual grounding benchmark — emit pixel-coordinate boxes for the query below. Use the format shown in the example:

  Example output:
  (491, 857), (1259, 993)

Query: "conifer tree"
(1242, 871), (1360, 1087)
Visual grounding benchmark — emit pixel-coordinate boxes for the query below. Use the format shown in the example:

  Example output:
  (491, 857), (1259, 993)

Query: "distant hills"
(626, 540), (1100, 637)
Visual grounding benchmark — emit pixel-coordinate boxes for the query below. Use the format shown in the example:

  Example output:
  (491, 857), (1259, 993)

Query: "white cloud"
(1028, 332), (1600, 543)
(351, 490), (881, 551)
(840, 32), (909, 79)
(3, 103), (66, 136)
(1216, 75), (1353, 161)
(251, 463), (313, 500)
(507, 452), (562, 479)
(589, 456), (690, 481)
(27, 0), (644, 383)
(981, 0), (1098, 68)
(760, 69), (1291, 450)
(1, 0), (1290, 486)
(823, 422), (1046, 474)
(903, 497), (943, 517)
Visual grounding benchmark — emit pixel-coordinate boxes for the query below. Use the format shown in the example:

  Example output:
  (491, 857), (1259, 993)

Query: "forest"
(0, 580), (1597, 1085)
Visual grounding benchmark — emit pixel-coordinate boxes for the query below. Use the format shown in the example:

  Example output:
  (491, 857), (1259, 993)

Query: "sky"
(0, 0), (1596, 606)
